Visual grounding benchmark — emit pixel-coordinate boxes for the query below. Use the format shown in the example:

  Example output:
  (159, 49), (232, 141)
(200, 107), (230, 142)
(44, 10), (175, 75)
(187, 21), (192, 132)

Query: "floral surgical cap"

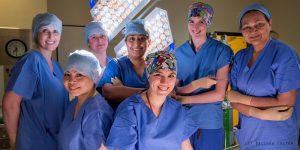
(145, 51), (177, 75)
(188, 2), (214, 26)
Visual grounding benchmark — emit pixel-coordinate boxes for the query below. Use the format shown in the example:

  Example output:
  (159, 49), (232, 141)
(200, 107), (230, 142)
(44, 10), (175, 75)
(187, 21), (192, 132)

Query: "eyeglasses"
(241, 22), (266, 33)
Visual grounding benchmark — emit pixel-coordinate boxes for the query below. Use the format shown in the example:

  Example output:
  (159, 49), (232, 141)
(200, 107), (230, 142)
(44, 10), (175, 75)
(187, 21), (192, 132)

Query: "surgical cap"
(239, 4), (272, 26)
(32, 12), (62, 43)
(123, 19), (149, 38)
(188, 2), (214, 26)
(84, 21), (108, 44)
(65, 50), (102, 84)
(145, 51), (177, 75)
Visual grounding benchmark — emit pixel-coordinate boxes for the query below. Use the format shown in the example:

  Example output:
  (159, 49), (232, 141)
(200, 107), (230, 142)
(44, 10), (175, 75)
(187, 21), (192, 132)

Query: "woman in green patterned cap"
(175, 2), (233, 149)
(105, 51), (197, 150)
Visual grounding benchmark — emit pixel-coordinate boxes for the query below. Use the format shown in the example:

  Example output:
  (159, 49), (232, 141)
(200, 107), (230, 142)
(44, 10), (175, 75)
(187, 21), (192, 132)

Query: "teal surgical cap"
(84, 21), (108, 44)
(239, 4), (272, 26)
(123, 19), (149, 38)
(65, 50), (102, 84)
(32, 12), (62, 43)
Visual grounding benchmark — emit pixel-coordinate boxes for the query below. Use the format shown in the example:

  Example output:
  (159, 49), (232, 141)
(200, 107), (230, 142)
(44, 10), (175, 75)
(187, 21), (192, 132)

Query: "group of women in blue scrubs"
(98, 20), (150, 109)
(58, 50), (113, 150)
(2, 2), (300, 150)
(228, 4), (300, 150)
(2, 13), (69, 149)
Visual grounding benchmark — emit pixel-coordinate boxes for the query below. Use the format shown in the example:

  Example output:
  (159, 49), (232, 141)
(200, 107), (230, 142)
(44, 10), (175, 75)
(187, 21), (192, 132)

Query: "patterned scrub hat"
(188, 2), (214, 26)
(145, 51), (177, 75)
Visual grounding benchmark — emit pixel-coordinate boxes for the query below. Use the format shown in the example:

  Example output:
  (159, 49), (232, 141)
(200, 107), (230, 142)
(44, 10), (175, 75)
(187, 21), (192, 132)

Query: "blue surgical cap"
(32, 12), (62, 43)
(84, 21), (108, 44)
(239, 4), (272, 26)
(123, 19), (149, 38)
(65, 50), (102, 84)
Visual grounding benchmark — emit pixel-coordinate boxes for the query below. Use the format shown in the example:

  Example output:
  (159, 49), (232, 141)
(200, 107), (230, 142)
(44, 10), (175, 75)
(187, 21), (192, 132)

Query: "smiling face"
(188, 16), (207, 40)
(125, 34), (150, 60)
(148, 69), (176, 97)
(37, 26), (61, 52)
(241, 11), (272, 49)
(63, 70), (94, 98)
(88, 34), (108, 54)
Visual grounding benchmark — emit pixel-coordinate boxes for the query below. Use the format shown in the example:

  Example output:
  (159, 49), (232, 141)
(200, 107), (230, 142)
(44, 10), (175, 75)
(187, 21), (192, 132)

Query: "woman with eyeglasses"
(98, 19), (150, 109)
(2, 13), (69, 149)
(105, 51), (197, 150)
(228, 4), (300, 149)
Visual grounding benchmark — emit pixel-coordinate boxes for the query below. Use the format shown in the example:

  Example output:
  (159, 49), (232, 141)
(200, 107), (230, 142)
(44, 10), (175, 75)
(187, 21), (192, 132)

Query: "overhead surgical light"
(114, 7), (174, 57)
(90, 0), (151, 40)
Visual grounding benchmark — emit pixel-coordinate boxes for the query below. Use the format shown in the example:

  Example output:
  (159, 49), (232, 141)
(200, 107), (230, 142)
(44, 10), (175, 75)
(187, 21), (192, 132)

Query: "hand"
(168, 89), (177, 99)
(192, 77), (217, 89)
(111, 77), (123, 86)
(249, 106), (293, 121)
(227, 90), (252, 105)
(176, 95), (190, 104)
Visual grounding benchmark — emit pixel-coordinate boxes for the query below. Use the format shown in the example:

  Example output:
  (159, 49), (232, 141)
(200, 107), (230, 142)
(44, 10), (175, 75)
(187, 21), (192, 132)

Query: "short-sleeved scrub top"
(175, 37), (233, 129)
(230, 38), (300, 150)
(105, 94), (198, 150)
(98, 56), (148, 108)
(6, 50), (69, 150)
(58, 94), (114, 150)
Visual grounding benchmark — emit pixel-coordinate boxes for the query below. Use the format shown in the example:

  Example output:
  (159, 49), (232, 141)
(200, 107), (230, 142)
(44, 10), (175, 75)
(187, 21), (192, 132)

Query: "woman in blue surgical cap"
(175, 2), (233, 149)
(228, 3), (300, 150)
(2, 13), (69, 149)
(58, 50), (113, 150)
(84, 21), (112, 69)
(98, 19), (150, 109)
(105, 51), (197, 150)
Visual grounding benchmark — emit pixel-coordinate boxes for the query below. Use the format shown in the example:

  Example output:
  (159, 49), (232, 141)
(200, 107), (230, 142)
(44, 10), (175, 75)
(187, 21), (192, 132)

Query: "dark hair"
(239, 10), (270, 29)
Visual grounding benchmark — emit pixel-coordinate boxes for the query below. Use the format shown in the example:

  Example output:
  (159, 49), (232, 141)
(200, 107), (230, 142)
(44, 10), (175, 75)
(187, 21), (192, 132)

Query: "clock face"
(5, 39), (27, 58)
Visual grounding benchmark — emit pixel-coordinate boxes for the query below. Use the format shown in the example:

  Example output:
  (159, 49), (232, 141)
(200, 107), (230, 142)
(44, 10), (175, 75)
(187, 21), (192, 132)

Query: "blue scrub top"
(6, 50), (69, 150)
(105, 94), (197, 150)
(230, 38), (300, 149)
(58, 94), (114, 150)
(175, 38), (233, 129)
(98, 56), (148, 107)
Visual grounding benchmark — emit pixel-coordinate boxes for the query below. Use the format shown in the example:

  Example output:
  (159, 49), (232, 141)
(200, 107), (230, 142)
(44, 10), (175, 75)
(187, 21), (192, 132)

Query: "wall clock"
(5, 39), (27, 58)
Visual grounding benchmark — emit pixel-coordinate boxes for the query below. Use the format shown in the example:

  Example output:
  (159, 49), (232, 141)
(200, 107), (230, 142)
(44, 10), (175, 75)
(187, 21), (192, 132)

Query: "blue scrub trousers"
(190, 128), (224, 150)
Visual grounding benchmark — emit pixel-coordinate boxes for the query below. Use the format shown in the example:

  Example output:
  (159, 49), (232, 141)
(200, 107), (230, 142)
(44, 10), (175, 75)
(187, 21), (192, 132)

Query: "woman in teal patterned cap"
(175, 2), (233, 150)
(105, 50), (197, 150)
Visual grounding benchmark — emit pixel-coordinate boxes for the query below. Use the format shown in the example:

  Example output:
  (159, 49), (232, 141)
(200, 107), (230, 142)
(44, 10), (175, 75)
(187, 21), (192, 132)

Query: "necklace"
(145, 90), (153, 112)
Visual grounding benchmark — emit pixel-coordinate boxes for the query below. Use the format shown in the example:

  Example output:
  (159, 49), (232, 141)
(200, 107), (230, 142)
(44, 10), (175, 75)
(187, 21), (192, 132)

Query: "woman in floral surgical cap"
(105, 51), (197, 150)
(174, 2), (233, 150)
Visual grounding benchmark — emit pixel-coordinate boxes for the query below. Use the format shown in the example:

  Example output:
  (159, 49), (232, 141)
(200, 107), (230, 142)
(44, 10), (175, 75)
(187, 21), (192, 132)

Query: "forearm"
(250, 91), (296, 108)
(182, 89), (225, 104)
(231, 102), (293, 121)
(181, 139), (193, 150)
(2, 92), (21, 147)
(176, 83), (197, 95)
(230, 103), (251, 116)
(102, 84), (145, 102)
